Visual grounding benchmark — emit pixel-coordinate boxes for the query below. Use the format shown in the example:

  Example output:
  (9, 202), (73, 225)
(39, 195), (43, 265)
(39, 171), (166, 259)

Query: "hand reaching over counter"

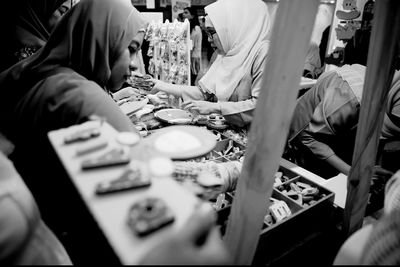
(181, 100), (221, 115)
(139, 202), (231, 265)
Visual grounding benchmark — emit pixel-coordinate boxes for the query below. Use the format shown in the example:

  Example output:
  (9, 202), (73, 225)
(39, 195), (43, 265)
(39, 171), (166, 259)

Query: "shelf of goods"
(144, 19), (191, 107)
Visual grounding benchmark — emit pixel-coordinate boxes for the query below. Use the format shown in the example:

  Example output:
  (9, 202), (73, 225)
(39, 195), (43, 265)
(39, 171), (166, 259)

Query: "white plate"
(154, 108), (194, 125)
(146, 126), (217, 160)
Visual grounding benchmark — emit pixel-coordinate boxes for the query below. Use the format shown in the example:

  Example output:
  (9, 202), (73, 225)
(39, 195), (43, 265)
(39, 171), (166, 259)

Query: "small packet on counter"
(81, 147), (130, 170)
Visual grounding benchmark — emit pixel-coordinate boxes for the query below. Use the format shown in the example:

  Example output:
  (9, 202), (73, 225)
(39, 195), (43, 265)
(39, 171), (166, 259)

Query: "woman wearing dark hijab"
(0, 0), (74, 71)
(0, 0), (142, 142)
(0, 0), (144, 253)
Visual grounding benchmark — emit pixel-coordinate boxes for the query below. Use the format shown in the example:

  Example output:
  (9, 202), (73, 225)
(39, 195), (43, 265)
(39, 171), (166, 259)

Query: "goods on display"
(145, 19), (191, 87)
(81, 147), (131, 170)
(76, 137), (109, 156)
(125, 74), (155, 92)
(95, 167), (151, 195)
(154, 108), (194, 124)
(198, 114), (229, 130)
(127, 197), (175, 237)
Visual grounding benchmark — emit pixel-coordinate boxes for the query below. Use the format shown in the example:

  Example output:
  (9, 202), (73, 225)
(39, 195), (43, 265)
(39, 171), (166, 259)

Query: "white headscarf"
(199, 0), (271, 101)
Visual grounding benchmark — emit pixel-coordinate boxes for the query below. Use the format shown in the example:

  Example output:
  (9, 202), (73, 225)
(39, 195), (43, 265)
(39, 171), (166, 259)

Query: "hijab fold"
(0, 0), (146, 128)
(0, 0), (66, 71)
(15, 0), (67, 45)
(199, 0), (271, 101)
(0, 0), (146, 98)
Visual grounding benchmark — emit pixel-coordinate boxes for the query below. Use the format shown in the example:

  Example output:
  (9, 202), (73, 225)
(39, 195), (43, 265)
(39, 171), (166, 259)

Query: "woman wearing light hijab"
(151, 0), (271, 128)
(0, 0), (74, 72)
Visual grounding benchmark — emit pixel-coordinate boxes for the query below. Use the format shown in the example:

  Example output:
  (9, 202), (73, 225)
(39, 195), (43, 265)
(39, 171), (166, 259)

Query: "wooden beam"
(343, 0), (400, 236)
(223, 0), (320, 264)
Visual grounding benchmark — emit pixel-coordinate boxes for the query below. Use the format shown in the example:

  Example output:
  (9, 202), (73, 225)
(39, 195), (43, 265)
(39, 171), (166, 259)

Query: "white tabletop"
(48, 121), (200, 264)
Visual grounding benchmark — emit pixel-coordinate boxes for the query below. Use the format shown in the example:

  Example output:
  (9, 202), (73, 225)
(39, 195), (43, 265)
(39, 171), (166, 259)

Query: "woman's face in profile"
(205, 16), (225, 55)
(107, 32), (144, 92)
(183, 8), (194, 20)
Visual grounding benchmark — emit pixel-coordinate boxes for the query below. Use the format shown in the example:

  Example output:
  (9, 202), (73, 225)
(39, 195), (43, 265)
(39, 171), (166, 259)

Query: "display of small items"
(275, 179), (327, 207)
(125, 74), (155, 94)
(263, 197), (293, 228)
(171, 161), (224, 200)
(335, 0), (361, 41)
(145, 19), (190, 86)
(196, 114), (229, 130)
(127, 197), (175, 237)
(273, 171), (293, 187)
(221, 129), (248, 146)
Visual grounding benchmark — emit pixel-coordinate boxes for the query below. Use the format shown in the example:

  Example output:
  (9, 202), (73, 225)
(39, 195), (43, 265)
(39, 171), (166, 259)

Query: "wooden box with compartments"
(215, 164), (335, 265)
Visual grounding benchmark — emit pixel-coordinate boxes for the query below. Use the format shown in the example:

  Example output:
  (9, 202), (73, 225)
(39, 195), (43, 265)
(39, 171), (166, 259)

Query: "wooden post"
(223, 0), (320, 264)
(343, 0), (400, 236)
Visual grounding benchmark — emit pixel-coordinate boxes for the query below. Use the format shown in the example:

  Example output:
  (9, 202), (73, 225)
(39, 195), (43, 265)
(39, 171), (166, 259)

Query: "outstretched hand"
(181, 100), (219, 115)
(113, 87), (139, 101)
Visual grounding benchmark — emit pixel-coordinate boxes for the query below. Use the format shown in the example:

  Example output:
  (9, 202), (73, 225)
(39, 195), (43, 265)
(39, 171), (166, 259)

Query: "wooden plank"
(343, 0), (400, 236)
(223, 0), (320, 264)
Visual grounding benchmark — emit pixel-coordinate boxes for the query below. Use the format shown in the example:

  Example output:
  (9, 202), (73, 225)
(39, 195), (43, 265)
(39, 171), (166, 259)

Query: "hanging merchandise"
(171, 0), (191, 21)
(145, 19), (191, 107)
(334, 0), (360, 41)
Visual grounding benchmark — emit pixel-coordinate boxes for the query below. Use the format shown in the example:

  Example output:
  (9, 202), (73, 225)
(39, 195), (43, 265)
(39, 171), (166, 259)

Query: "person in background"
(286, 64), (365, 178)
(177, 12), (184, 22)
(182, 7), (202, 86)
(319, 25), (330, 70)
(199, 16), (215, 64)
(151, 0), (271, 128)
(286, 65), (400, 179)
(303, 41), (322, 79)
(0, 0), (76, 72)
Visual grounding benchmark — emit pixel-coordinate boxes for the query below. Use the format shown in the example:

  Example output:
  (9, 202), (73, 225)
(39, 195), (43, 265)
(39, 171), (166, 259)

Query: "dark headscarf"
(0, 0), (146, 135)
(0, 0), (67, 71)
(15, 0), (67, 44)
(27, 0), (145, 87)
(0, 0), (146, 110)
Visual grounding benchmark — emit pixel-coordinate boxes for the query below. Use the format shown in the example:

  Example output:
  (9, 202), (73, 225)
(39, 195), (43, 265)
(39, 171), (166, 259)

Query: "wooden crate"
(216, 165), (335, 265)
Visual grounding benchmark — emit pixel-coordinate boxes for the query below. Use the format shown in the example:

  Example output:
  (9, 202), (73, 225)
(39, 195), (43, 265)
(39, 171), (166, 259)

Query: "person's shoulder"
(194, 25), (202, 34)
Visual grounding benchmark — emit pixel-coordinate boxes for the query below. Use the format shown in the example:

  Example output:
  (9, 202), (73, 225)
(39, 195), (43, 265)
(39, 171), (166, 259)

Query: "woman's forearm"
(154, 80), (196, 98)
(325, 154), (351, 176)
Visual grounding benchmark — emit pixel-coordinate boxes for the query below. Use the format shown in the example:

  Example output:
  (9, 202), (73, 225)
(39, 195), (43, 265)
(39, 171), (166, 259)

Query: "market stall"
(43, 0), (400, 265)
